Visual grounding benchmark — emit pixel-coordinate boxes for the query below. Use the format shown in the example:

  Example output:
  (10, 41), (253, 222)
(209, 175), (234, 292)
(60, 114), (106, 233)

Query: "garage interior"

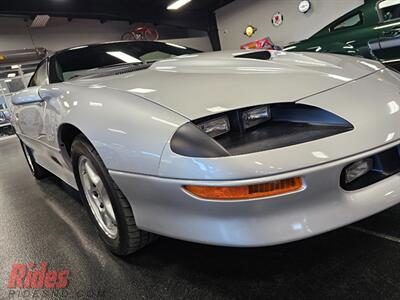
(1, 0), (400, 299)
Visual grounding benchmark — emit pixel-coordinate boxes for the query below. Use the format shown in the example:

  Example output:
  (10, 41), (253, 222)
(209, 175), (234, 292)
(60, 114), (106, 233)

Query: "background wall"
(216, 0), (365, 50)
(0, 17), (131, 51)
(0, 16), (212, 52)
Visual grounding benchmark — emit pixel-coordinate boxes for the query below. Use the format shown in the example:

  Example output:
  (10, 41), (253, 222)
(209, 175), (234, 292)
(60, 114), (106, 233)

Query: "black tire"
(20, 139), (50, 180)
(71, 134), (157, 255)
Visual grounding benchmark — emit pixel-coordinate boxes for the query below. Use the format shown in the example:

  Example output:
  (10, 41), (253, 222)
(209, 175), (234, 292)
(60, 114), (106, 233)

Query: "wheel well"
(58, 124), (83, 157)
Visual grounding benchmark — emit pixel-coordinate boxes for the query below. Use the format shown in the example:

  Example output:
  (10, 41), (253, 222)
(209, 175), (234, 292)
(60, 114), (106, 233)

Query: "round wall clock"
(298, 0), (311, 13)
(271, 12), (283, 27)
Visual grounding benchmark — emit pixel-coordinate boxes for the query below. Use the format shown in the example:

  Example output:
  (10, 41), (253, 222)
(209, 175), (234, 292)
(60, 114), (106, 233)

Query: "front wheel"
(71, 134), (157, 255)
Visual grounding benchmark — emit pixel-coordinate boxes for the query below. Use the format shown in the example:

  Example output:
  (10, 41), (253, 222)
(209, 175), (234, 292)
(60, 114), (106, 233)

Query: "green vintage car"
(285, 0), (400, 69)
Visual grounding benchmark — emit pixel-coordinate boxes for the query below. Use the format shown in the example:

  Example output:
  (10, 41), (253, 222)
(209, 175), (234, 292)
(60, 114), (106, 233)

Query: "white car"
(11, 41), (400, 255)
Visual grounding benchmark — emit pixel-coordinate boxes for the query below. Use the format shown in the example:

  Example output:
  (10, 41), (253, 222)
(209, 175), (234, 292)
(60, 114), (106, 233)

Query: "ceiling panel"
(0, 0), (233, 30)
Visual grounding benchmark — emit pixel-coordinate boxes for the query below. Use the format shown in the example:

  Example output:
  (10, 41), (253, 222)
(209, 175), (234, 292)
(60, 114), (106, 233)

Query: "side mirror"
(11, 87), (44, 105)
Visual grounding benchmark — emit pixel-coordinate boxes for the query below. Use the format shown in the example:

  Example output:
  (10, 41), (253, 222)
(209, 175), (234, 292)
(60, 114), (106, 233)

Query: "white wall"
(217, 0), (365, 50)
(0, 16), (212, 52)
(30, 18), (133, 51)
(0, 18), (33, 51)
(0, 17), (133, 52)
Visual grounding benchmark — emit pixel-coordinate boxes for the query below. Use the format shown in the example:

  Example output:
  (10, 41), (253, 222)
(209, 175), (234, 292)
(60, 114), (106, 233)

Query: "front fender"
(56, 83), (189, 176)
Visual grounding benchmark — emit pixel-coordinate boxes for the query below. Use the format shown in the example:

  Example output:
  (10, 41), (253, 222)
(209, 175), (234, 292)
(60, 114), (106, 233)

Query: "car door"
(374, 0), (400, 63)
(14, 58), (70, 179)
(15, 59), (49, 145)
(13, 59), (49, 162)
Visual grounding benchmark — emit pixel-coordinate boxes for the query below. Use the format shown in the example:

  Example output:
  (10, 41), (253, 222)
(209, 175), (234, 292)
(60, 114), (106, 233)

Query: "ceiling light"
(7, 73), (16, 78)
(167, 0), (192, 10)
(11, 65), (20, 69)
(106, 51), (141, 63)
(31, 15), (50, 28)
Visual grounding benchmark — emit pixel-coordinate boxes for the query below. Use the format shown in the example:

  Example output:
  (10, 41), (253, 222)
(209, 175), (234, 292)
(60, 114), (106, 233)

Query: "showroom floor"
(2, 136), (400, 299)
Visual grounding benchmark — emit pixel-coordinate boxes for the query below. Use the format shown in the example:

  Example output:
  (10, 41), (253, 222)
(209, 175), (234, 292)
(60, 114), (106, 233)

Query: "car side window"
(28, 60), (49, 87)
(378, 0), (400, 21)
(331, 12), (363, 31)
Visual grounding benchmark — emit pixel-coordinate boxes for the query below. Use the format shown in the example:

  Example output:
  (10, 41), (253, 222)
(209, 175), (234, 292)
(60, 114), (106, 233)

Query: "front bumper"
(110, 141), (400, 247)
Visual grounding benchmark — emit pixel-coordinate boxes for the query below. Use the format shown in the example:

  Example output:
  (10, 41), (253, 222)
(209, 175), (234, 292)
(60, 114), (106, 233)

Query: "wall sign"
(272, 12), (283, 27)
(298, 0), (311, 13)
(244, 25), (257, 37)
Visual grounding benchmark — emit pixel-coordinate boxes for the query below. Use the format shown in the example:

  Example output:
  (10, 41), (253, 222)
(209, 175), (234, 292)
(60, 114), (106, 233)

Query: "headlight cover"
(170, 123), (230, 158)
(171, 103), (353, 158)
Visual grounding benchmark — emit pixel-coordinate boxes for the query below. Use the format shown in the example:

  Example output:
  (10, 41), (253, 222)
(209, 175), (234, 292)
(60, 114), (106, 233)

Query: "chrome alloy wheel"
(78, 156), (118, 239)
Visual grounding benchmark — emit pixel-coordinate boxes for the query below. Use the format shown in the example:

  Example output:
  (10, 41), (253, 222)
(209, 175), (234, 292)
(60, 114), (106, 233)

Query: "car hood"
(70, 50), (384, 120)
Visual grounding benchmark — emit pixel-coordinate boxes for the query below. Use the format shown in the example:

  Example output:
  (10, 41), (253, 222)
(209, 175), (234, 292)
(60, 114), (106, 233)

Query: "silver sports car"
(11, 41), (400, 255)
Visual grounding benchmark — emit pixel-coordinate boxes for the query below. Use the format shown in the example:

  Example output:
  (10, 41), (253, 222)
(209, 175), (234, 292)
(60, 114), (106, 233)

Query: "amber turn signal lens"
(184, 177), (303, 200)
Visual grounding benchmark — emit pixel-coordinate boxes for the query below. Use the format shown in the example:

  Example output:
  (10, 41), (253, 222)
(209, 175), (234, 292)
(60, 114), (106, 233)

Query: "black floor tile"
(1, 136), (400, 300)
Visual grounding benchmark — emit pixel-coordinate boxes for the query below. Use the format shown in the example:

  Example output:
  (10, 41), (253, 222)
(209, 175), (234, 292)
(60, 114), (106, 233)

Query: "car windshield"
(50, 41), (200, 82)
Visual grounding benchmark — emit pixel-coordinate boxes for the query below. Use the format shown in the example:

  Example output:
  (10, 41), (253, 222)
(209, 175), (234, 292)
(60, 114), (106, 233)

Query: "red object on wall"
(240, 37), (276, 50)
